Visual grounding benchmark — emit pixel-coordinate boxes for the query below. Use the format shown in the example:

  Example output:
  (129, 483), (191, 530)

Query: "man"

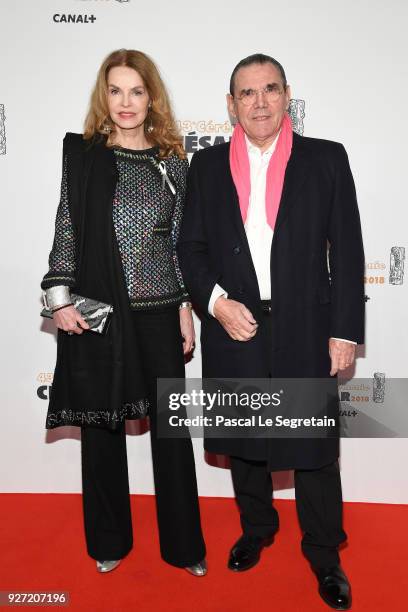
(178, 54), (364, 610)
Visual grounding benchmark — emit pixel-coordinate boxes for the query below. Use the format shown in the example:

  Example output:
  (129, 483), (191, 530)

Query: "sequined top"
(41, 145), (190, 310)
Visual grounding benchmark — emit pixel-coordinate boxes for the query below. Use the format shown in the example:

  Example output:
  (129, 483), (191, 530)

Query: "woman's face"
(107, 65), (150, 131)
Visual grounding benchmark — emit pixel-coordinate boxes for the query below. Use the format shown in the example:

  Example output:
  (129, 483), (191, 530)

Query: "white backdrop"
(0, 0), (407, 502)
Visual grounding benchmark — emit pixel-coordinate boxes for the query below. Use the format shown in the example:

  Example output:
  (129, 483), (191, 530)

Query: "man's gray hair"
(229, 53), (287, 96)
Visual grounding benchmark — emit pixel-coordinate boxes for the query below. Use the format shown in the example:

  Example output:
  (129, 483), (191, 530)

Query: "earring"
(147, 104), (153, 132)
(102, 123), (112, 134)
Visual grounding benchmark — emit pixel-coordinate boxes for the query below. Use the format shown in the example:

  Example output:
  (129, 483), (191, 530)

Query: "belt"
(260, 299), (272, 315)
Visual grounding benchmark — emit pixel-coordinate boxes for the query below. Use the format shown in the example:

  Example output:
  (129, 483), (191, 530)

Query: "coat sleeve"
(328, 144), (365, 344)
(177, 152), (221, 316)
(40, 140), (77, 290)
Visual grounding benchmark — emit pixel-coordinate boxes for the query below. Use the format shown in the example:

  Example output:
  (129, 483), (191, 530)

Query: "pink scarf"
(229, 112), (293, 230)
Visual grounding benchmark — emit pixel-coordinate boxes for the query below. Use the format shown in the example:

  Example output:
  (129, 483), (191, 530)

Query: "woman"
(41, 49), (206, 576)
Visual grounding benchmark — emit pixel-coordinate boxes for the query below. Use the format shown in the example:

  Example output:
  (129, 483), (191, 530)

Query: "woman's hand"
(179, 307), (195, 355)
(53, 305), (90, 335)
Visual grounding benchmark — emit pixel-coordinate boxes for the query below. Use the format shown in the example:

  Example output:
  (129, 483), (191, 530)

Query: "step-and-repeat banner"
(1, 0), (407, 502)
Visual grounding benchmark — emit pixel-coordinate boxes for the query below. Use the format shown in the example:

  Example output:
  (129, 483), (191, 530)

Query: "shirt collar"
(245, 131), (280, 157)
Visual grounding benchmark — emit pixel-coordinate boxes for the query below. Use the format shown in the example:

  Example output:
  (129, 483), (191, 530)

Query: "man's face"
(227, 62), (291, 149)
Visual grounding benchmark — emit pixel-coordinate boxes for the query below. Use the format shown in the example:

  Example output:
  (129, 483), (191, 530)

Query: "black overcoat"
(46, 134), (149, 430)
(178, 133), (365, 470)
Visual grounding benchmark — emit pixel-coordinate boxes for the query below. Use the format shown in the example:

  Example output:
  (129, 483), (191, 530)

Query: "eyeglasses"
(235, 84), (284, 106)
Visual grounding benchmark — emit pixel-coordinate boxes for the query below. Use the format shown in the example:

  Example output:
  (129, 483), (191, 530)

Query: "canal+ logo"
(53, 14), (96, 23)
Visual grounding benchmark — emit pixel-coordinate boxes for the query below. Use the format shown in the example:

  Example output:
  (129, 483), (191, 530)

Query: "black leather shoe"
(228, 534), (273, 572)
(313, 565), (352, 610)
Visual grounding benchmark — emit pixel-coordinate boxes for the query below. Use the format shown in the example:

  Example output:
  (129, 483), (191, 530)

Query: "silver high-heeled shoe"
(96, 560), (121, 573)
(185, 558), (207, 576)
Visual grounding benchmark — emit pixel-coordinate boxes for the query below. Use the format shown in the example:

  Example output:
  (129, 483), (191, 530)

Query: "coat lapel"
(273, 132), (311, 234)
(222, 143), (253, 261)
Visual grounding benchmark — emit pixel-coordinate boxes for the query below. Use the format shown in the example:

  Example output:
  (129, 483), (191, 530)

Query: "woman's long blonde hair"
(84, 49), (185, 159)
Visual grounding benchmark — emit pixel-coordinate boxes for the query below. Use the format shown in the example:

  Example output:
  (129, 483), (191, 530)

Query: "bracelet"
(179, 301), (192, 310)
(43, 286), (71, 311)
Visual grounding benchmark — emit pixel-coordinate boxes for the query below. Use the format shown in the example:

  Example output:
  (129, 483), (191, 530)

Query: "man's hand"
(53, 305), (90, 335)
(213, 296), (258, 341)
(329, 338), (356, 376)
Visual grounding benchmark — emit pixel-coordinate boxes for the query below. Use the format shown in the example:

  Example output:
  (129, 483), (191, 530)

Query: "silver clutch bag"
(41, 293), (113, 334)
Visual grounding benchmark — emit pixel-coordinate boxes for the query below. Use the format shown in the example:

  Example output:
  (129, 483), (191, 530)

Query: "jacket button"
(233, 246), (241, 255)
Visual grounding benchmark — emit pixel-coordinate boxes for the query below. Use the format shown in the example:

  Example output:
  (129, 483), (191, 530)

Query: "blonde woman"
(41, 49), (206, 575)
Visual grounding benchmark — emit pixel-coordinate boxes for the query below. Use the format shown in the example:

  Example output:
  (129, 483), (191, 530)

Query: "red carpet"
(1, 494), (406, 611)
